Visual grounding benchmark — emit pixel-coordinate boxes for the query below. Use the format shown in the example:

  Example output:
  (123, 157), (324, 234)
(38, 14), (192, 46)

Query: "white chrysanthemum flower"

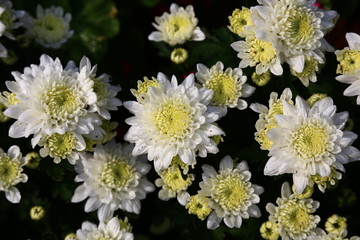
(0, 0), (25, 57)
(198, 155), (264, 229)
(76, 56), (122, 120)
(21, 5), (73, 49)
(155, 157), (194, 205)
(335, 32), (360, 105)
(231, 35), (283, 76)
(266, 182), (322, 240)
(37, 131), (86, 164)
(265, 96), (360, 193)
(0, 145), (27, 203)
(195, 61), (255, 109)
(250, 88), (293, 150)
(71, 140), (155, 221)
(4, 54), (102, 146)
(148, 3), (205, 46)
(250, 0), (336, 73)
(76, 216), (134, 240)
(228, 7), (253, 38)
(290, 55), (320, 87)
(124, 73), (225, 172)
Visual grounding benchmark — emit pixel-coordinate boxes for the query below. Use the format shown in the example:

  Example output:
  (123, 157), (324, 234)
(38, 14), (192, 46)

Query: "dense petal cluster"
(21, 5), (73, 48)
(265, 182), (322, 240)
(261, 94), (360, 193)
(76, 216), (134, 240)
(0, 0), (25, 57)
(195, 61), (255, 109)
(0, 145), (27, 203)
(198, 155), (264, 229)
(148, 3), (205, 45)
(72, 140), (155, 221)
(3, 54), (121, 164)
(124, 73), (224, 172)
(335, 32), (360, 104)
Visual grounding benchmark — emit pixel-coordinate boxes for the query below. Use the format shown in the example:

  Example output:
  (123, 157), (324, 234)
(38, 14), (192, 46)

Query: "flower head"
(325, 214), (347, 236)
(198, 155), (264, 229)
(124, 73), (224, 172)
(71, 140), (155, 221)
(196, 61), (255, 109)
(30, 205), (45, 221)
(148, 3), (205, 46)
(21, 5), (73, 48)
(264, 95), (360, 193)
(265, 182), (321, 240)
(0, 0), (24, 57)
(185, 194), (212, 221)
(4, 54), (102, 147)
(76, 216), (134, 240)
(260, 221), (279, 240)
(251, 88), (293, 150)
(228, 7), (253, 37)
(0, 145), (27, 203)
(335, 32), (360, 105)
(250, 0), (336, 73)
(155, 156), (194, 205)
(170, 47), (188, 64)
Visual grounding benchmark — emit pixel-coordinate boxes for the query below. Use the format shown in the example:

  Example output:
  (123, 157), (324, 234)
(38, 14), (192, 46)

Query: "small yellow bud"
(325, 214), (347, 236)
(185, 194), (212, 220)
(25, 152), (42, 169)
(260, 221), (279, 240)
(30, 206), (45, 221)
(252, 71), (271, 87)
(170, 48), (188, 64)
(64, 233), (78, 240)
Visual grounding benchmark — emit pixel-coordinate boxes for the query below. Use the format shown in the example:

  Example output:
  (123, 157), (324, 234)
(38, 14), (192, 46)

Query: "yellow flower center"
(248, 37), (276, 64)
(7, 92), (19, 105)
(161, 165), (192, 192)
(212, 172), (249, 211)
(34, 14), (68, 43)
(291, 120), (329, 159)
(42, 84), (83, 121)
(228, 7), (252, 36)
(336, 50), (360, 74)
(98, 160), (134, 191)
(285, 8), (316, 46)
(278, 200), (312, 235)
(185, 194), (212, 220)
(205, 72), (238, 106)
(0, 154), (21, 189)
(154, 99), (193, 140)
(46, 132), (77, 159)
(164, 15), (192, 40)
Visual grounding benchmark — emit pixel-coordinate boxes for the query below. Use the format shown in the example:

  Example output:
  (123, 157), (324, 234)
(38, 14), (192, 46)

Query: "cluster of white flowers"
(2, 54), (122, 164)
(230, 0), (338, 86)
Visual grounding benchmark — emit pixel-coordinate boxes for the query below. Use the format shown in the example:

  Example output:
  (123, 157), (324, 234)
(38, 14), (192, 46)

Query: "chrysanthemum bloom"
(185, 194), (212, 221)
(195, 61), (255, 109)
(124, 73), (224, 172)
(231, 35), (283, 76)
(0, 145), (27, 203)
(250, 88), (293, 150)
(260, 221), (279, 240)
(308, 229), (360, 240)
(71, 140), (155, 221)
(228, 7), (253, 37)
(76, 216), (134, 240)
(198, 155), (264, 229)
(290, 56), (320, 87)
(4, 54), (102, 147)
(265, 182), (322, 240)
(21, 5), (73, 48)
(76, 56), (122, 120)
(325, 214), (347, 236)
(250, 0), (336, 74)
(155, 157), (194, 205)
(0, 0), (24, 57)
(264, 96), (360, 193)
(335, 32), (360, 104)
(148, 3), (205, 46)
